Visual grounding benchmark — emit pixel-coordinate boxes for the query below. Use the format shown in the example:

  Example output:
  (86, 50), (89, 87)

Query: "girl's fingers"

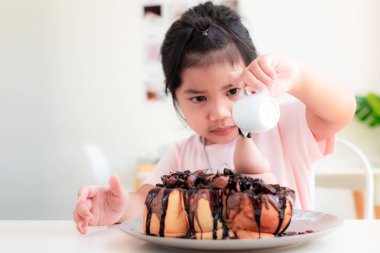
(109, 175), (124, 198)
(75, 184), (106, 234)
(79, 220), (87, 234)
(249, 59), (274, 86)
(257, 56), (277, 79)
(76, 200), (93, 223)
(239, 69), (267, 93)
(73, 210), (86, 234)
(78, 185), (99, 202)
(75, 201), (94, 234)
(73, 210), (82, 225)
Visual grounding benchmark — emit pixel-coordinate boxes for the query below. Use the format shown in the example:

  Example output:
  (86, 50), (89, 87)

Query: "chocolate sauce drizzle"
(144, 169), (295, 239)
(183, 190), (196, 238)
(250, 194), (263, 238)
(159, 189), (171, 237)
(210, 189), (227, 239)
(274, 195), (287, 235)
(144, 188), (160, 235)
(183, 191), (190, 229)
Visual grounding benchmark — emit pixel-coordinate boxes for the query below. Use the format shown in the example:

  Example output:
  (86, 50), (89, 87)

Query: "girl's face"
(176, 61), (244, 145)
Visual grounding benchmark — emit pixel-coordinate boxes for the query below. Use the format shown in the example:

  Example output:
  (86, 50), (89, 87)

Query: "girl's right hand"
(232, 54), (300, 97)
(73, 175), (128, 234)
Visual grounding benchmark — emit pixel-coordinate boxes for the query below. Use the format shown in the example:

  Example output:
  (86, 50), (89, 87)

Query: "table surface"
(0, 220), (379, 253)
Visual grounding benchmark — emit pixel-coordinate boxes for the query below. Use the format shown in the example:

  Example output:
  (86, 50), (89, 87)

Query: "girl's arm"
(234, 54), (356, 142)
(289, 64), (356, 141)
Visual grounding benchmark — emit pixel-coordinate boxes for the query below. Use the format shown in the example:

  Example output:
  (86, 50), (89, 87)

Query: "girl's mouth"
(210, 126), (236, 136)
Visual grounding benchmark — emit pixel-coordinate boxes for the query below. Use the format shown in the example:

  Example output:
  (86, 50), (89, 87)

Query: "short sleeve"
(142, 144), (181, 186)
(279, 99), (336, 167)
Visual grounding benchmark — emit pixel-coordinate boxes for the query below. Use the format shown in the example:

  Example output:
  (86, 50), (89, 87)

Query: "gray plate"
(119, 209), (343, 251)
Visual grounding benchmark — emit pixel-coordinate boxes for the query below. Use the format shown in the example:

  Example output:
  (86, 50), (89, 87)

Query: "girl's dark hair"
(161, 1), (257, 104)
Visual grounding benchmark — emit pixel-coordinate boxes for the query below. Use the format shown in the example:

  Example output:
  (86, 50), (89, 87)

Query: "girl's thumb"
(109, 174), (124, 197)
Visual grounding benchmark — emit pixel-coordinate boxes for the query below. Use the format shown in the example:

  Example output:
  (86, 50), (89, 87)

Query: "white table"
(0, 220), (379, 253)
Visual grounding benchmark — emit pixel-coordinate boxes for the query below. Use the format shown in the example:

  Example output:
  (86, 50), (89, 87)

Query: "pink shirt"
(144, 99), (335, 210)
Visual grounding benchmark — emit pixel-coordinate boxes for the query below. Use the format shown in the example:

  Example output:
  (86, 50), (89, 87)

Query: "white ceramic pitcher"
(232, 91), (280, 136)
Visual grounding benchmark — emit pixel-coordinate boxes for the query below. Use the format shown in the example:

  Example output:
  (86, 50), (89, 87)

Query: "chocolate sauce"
(210, 189), (224, 239)
(183, 190), (196, 239)
(274, 195), (287, 235)
(250, 194), (263, 238)
(193, 190), (207, 238)
(144, 188), (160, 235)
(277, 201), (293, 235)
(280, 230), (314, 236)
(159, 188), (171, 237)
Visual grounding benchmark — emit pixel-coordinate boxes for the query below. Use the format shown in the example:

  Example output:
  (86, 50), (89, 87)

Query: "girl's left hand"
(234, 54), (300, 97)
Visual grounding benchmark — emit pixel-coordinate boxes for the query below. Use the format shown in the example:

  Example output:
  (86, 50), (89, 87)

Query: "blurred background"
(0, 0), (379, 220)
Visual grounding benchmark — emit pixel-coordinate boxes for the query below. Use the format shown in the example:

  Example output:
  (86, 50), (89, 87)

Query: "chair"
(314, 137), (374, 219)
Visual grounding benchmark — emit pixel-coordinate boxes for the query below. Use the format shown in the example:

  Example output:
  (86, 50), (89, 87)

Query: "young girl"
(73, 2), (355, 234)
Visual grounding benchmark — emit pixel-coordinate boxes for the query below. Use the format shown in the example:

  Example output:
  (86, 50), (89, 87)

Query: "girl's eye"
(227, 88), (241, 96)
(190, 96), (207, 103)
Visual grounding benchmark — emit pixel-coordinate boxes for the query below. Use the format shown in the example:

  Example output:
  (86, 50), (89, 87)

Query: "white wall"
(0, 0), (191, 219)
(0, 0), (379, 219)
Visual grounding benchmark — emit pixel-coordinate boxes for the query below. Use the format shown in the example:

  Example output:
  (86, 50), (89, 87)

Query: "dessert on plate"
(142, 169), (295, 239)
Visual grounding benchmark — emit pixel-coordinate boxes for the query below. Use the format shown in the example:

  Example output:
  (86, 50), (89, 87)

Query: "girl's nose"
(208, 100), (232, 122)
